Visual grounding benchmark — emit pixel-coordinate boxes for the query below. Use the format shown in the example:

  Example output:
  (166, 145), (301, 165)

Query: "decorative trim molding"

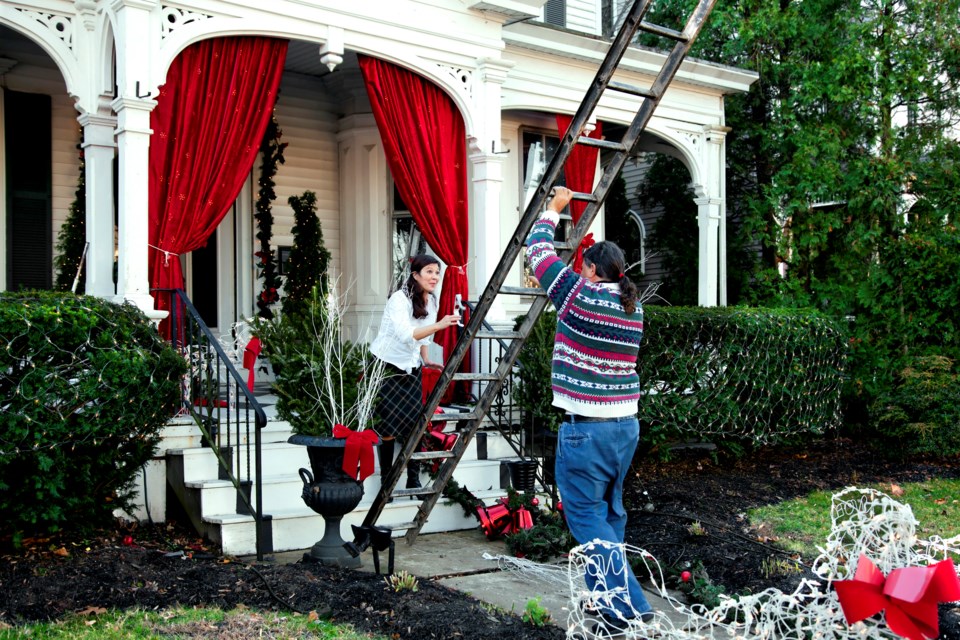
(160, 5), (214, 39)
(15, 8), (74, 50)
(435, 63), (474, 101)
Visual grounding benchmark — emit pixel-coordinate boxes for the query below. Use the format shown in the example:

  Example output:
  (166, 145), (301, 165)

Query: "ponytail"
(582, 241), (639, 315)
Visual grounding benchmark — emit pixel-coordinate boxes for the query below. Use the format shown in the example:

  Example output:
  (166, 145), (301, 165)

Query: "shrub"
(0, 292), (186, 544)
(513, 310), (562, 432)
(637, 306), (848, 454)
(870, 355), (960, 458)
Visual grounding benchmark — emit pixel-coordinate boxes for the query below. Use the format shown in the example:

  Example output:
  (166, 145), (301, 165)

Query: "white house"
(1, 0), (756, 332)
(1, 0), (758, 553)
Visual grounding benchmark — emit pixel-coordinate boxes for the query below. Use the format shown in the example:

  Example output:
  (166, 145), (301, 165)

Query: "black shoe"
(405, 462), (429, 500)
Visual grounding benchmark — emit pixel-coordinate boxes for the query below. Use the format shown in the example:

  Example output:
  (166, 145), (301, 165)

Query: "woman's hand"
(437, 313), (461, 329)
(424, 361), (444, 371)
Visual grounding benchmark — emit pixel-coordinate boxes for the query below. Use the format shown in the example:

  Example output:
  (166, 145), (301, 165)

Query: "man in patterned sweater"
(526, 186), (654, 632)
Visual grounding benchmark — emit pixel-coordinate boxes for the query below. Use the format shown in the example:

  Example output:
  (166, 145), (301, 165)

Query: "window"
(390, 183), (433, 292)
(543, 0), (566, 27)
(520, 129), (568, 230)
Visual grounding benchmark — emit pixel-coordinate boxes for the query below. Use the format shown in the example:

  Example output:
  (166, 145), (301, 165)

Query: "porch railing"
(154, 288), (270, 560)
(459, 301), (558, 505)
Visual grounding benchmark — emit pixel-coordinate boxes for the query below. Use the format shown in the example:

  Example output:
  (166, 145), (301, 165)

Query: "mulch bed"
(1, 437), (959, 639)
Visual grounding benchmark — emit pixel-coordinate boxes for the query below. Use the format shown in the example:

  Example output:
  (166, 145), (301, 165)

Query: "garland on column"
(54, 140), (86, 293)
(254, 112), (287, 318)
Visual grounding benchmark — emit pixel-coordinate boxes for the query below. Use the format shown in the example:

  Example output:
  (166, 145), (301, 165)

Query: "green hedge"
(637, 306), (847, 452)
(0, 292), (186, 544)
(513, 306), (848, 454)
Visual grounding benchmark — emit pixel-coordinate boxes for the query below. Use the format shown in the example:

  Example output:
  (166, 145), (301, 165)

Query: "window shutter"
(544, 0), (566, 27)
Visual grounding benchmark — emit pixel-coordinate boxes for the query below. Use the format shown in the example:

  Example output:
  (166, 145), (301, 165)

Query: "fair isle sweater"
(525, 212), (644, 418)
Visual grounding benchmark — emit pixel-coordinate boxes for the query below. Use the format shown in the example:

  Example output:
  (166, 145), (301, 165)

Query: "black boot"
(378, 438), (395, 503)
(406, 460), (429, 500)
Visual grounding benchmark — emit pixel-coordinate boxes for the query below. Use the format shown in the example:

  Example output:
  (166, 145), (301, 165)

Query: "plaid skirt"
(373, 363), (423, 440)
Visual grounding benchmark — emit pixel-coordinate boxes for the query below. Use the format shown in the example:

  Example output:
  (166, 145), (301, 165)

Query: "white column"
(694, 196), (722, 307)
(468, 57), (514, 323)
(468, 141), (507, 322)
(704, 126), (730, 306)
(78, 113), (116, 298)
(110, 0), (164, 320)
(338, 114), (390, 342)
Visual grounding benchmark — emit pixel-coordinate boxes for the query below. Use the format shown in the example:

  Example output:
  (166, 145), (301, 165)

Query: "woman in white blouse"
(370, 254), (460, 495)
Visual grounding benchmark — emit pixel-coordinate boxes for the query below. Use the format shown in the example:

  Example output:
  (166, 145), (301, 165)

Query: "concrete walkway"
(258, 528), (683, 634)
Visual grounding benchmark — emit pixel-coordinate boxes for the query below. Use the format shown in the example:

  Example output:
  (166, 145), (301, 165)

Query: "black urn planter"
(289, 434), (367, 568)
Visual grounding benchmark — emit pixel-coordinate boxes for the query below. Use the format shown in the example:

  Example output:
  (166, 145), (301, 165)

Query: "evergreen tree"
(282, 191), (331, 317)
(54, 142), (86, 293)
(254, 113), (287, 319)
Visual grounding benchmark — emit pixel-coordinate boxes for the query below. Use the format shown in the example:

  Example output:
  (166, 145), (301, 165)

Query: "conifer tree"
(54, 142), (86, 292)
(282, 190), (331, 317)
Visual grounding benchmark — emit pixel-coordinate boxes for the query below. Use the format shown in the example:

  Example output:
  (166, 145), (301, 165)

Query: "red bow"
(242, 337), (262, 392)
(573, 232), (596, 274)
(332, 424), (380, 482)
(834, 554), (960, 640)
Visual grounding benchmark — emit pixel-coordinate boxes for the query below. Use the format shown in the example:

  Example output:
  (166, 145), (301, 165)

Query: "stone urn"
(289, 434), (367, 567)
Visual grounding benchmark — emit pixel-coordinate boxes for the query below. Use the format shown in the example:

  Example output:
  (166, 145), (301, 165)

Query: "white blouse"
(369, 289), (438, 373)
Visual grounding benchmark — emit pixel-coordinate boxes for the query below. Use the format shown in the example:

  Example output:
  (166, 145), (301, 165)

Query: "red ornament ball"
(680, 571), (692, 583)
(122, 535), (134, 546)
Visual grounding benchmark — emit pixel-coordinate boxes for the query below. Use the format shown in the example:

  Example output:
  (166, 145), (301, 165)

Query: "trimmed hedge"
(513, 306), (848, 455)
(637, 306), (847, 452)
(0, 292), (186, 544)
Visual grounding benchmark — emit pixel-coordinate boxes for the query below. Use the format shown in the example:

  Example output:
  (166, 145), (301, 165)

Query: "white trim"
(0, 89), (5, 289)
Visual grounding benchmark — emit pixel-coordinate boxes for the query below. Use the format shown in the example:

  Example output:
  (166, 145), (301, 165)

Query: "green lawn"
(0, 606), (385, 639)
(749, 478), (960, 562)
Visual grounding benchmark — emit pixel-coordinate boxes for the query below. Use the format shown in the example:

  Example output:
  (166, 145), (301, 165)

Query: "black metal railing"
(460, 301), (558, 505)
(154, 289), (269, 560)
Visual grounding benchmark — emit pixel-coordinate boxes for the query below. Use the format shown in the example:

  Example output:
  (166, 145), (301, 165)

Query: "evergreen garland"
(254, 113), (287, 318)
(282, 190), (331, 317)
(54, 141), (86, 293)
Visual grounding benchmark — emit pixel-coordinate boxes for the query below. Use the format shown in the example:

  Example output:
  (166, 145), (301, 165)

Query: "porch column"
(338, 113), (391, 342)
(694, 196), (722, 307)
(468, 57), (514, 323)
(704, 126), (730, 306)
(78, 112), (116, 298)
(110, 0), (164, 320)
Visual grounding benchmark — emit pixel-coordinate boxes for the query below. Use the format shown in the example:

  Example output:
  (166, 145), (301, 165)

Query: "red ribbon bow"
(332, 424), (380, 482)
(573, 232), (596, 274)
(834, 554), (960, 640)
(242, 337), (262, 392)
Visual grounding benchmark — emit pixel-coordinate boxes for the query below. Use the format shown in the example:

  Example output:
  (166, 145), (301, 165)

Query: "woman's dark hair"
(405, 254), (441, 319)
(582, 241), (639, 314)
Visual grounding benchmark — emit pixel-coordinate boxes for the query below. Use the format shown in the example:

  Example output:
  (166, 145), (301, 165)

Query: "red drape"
(556, 115), (603, 272)
(149, 37), (289, 325)
(358, 55), (470, 396)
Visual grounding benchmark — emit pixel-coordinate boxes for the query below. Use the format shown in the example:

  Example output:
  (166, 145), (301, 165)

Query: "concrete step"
(207, 487), (509, 556)
(168, 428), (520, 484)
(160, 418), (294, 451)
(185, 458), (510, 519)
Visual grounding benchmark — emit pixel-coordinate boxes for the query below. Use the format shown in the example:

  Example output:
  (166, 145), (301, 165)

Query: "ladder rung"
(475, 330), (521, 340)
(382, 521), (418, 531)
(607, 80), (659, 100)
(638, 20), (688, 42)
(523, 240), (572, 250)
(392, 487), (437, 498)
(499, 286), (546, 297)
(577, 136), (628, 152)
(571, 190), (598, 203)
(410, 450), (455, 460)
(452, 372), (499, 381)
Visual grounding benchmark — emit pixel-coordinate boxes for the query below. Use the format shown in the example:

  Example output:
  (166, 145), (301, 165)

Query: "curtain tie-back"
(447, 259), (472, 274)
(148, 244), (180, 266)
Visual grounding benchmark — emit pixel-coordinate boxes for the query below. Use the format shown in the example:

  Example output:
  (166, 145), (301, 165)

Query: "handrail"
(154, 288), (269, 560)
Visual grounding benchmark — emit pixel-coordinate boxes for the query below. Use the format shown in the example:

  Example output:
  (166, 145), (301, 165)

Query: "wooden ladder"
(356, 0), (718, 546)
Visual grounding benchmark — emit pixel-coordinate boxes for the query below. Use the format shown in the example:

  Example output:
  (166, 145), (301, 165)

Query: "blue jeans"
(555, 415), (652, 619)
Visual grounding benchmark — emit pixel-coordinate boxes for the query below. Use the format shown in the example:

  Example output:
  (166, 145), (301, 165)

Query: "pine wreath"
(254, 112), (287, 318)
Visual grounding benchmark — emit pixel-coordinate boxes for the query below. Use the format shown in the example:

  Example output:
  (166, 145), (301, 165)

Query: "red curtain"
(358, 55), (469, 393)
(149, 36), (289, 325)
(556, 114), (603, 272)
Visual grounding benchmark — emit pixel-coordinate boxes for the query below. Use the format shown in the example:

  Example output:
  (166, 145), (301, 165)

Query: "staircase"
(162, 411), (519, 556)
